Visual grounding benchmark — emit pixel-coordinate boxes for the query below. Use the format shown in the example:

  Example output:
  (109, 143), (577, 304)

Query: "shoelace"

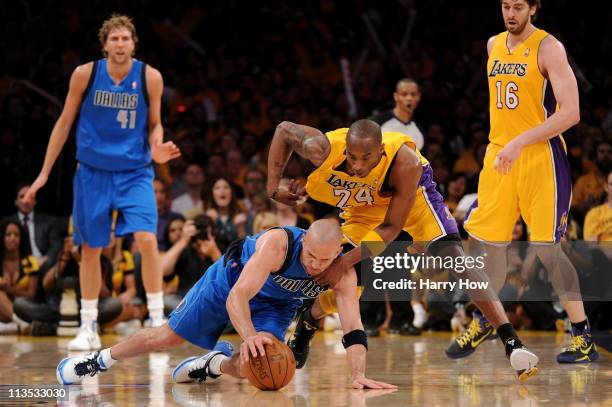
(188, 357), (211, 382)
(456, 318), (482, 348)
(74, 355), (100, 377)
(564, 335), (587, 352)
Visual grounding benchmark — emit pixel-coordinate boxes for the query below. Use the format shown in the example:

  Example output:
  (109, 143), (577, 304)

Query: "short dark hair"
(347, 119), (382, 145)
(501, 0), (542, 21)
(395, 78), (419, 92)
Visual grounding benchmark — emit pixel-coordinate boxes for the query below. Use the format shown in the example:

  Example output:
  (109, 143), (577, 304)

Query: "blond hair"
(98, 14), (138, 56)
(253, 212), (279, 234)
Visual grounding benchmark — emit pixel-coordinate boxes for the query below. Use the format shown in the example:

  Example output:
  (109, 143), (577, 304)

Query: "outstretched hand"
(151, 141), (181, 164)
(352, 376), (398, 390)
(240, 333), (274, 364)
(23, 175), (48, 204)
(313, 256), (347, 287)
(271, 179), (308, 206)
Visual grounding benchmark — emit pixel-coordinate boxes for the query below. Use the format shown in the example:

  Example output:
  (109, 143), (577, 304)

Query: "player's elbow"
(569, 109), (580, 126)
(275, 121), (294, 138)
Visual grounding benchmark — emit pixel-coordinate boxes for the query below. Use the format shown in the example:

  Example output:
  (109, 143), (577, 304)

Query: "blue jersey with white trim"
(229, 227), (326, 302)
(76, 58), (151, 171)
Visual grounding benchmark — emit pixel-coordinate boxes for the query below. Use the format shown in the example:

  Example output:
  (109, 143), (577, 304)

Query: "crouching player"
(57, 220), (396, 390)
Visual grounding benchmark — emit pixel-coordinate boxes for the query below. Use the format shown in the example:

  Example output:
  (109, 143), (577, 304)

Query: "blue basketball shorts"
(72, 162), (157, 247)
(168, 257), (301, 350)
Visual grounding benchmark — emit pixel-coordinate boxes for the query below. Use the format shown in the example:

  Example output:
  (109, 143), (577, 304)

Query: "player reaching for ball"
(56, 220), (396, 390)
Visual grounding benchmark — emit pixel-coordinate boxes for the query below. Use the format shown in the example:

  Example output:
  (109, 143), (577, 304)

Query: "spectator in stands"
(369, 78), (425, 149)
(171, 163), (205, 216)
(154, 178), (183, 251)
(242, 168), (267, 212)
(161, 216), (221, 313)
(245, 191), (274, 235)
(0, 220), (38, 333)
(583, 170), (612, 241)
(252, 212), (279, 233)
(5, 184), (60, 271)
(572, 140), (612, 222)
(13, 229), (122, 336)
(445, 173), (468, 215)
(192, 177), (247, 251)
(206, 153), (227, 180)
(226, 148), (246, 189)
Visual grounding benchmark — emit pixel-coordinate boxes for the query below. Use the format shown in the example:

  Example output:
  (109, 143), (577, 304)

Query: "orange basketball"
(242, 336), (296, 390)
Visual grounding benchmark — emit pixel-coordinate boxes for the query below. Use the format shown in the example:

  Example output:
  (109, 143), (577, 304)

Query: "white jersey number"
(117, 110), (137, 129)
(495, 81), (518, 109)
(333, 187), (374, 208)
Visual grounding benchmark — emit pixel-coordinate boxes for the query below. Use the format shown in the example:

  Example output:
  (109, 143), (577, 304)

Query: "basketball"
(242, 336), (296, 390)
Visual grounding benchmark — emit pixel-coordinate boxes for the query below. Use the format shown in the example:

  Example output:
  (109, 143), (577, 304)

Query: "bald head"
(307, 219), (343, 246)
(347, 119), (382, 146)
(301, 219), (343, 276)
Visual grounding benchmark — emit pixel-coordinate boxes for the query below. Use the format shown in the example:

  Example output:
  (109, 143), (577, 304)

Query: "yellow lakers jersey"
(488, 29), (554, 146)
(305, 128), (427, 213)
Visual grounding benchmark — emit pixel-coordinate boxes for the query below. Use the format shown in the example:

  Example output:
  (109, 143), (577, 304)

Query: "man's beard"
(506, 19), (528, 35)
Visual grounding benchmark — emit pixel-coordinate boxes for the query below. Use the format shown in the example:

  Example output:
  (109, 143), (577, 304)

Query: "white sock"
(13, 313), (29, 329)
(97, 348), (117, 369)
(412, 302), (425, 315)
(146, 292), (164, 324)
(209, 354), (229, 376)
(81, 299), (99, 331)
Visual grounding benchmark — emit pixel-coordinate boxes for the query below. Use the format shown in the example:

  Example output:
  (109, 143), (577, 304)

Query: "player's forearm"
(515, 107), (580, 147)
(39, 120), (72, 177)
(226, 289), (258, 339)
(342, 247), (362, 269)
(346, 345), (367, 381)
(148, 123), (163, 147)
(267, 123), (295, 195)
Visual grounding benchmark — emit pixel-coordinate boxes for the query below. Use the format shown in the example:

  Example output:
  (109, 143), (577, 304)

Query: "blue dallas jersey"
(76, 58), (151, 171)
(224, 227), (327, 303)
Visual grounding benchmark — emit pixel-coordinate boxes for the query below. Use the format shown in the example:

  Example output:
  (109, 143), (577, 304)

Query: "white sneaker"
(412, 304), (429, 329)
(68, 325), (101, 351)
(172, 341), (233, 383)
(0, 322), (18, 335)
(57, 351), (107, 385)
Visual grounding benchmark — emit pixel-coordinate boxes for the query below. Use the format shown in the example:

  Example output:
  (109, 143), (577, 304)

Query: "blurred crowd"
(0, 1), (611, 336)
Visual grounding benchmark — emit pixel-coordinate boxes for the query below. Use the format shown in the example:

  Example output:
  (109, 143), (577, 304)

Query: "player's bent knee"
(135, 232), (158, 251)
(154, 325), (184, 349)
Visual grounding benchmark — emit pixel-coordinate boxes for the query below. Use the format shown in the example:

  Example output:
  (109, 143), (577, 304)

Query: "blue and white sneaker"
(57, 351), (107, 385)
(172, 341), (233, 383)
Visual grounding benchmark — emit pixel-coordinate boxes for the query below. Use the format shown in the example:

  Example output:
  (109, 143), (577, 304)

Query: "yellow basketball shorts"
(341, 164), (458, 247)
(464, 138), (571, 243)
(318, 165), (460, 314)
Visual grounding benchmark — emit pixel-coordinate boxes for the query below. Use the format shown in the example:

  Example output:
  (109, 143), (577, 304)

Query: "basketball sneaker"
(68, 324), (101, 351)
(445, 311), (494, 359)
(56, 351), (107, 385)
(172, 341), (233, 383)
(556, 325), (599, 363)
(505, 337), (539, 381)
(287, 306), (319, 369)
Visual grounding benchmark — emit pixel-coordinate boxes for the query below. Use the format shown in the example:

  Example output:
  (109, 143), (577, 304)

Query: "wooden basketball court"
(0, 331), (610, 406)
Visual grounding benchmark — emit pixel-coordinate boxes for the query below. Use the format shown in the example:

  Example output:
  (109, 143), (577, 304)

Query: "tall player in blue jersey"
(56, 220), (396, 390)
(24, 15), (180, 350)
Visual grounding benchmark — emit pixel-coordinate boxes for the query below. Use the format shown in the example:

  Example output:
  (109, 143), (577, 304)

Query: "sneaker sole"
(56, 357), (75, 385)
(510, 348), (539, 382)
(445, 347), (477, 359)
(172, 356), (200, 383)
